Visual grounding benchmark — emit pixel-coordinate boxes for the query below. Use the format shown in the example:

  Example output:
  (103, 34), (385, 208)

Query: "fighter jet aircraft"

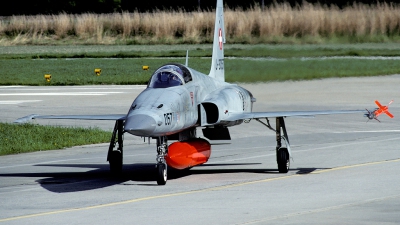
(15, 0), (393, 185)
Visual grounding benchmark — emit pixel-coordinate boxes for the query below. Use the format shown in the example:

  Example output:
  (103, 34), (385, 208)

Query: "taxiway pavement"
(0, 75), (399, 224)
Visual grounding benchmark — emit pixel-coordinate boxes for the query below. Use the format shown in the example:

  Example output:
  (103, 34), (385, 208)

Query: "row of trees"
(1, 0), (396, 16)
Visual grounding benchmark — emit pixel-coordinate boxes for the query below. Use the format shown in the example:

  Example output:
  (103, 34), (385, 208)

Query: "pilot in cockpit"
(149, 65), (185, 88)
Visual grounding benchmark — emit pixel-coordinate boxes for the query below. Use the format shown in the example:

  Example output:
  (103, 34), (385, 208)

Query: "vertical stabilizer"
(209, 0), (225, 82)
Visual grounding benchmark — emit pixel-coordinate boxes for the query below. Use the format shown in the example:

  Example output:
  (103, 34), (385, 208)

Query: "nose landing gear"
(156, 136), (168, 185)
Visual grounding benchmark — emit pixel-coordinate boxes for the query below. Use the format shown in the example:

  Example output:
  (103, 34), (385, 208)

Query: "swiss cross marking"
(218, 28), (223, 50)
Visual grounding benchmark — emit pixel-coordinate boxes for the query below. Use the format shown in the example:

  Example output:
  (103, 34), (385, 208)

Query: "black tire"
(277, 148), (290, 173)
(156, 163), (167, 185)
(109, 150), (123, 174)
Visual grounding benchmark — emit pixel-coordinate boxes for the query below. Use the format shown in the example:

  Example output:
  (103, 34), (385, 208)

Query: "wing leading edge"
(14, 114), (126, 123)
(223, 110), (365, 122)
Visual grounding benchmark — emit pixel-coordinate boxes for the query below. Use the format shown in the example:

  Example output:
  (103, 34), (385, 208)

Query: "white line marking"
(0, 86), (146, 91)
(226, 56), (400, 61)
(0, 86), (27, 88)
(332, 130), (400, 133)
(0, 92), (123, 96)
(0, 100), (42, 104)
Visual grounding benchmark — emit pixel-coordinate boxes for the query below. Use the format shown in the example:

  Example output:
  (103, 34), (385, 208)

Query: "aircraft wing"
(224, 110), (365, 121)
(14, 114), (126, 123)
(375, 100), (383, 108)
(385, 111), (394, 118)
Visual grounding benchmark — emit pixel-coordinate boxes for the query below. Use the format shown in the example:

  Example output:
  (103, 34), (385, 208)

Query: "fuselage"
(124, 63), (254, 137)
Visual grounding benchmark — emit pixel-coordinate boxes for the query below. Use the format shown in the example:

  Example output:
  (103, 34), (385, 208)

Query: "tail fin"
(209, 0), (225, 82)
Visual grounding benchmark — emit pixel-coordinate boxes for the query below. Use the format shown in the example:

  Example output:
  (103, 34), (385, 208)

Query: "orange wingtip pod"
(166, 138), (211, 170)
(374, 100), (394, 119)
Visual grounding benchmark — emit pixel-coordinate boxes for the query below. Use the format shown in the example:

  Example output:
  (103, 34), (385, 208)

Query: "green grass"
(1, 43), (400, 85)
(0, 58), (201, 85)
(226, 58), (400, 83)
(1, 57), (400, 85)
(3, 43), (400, 59)
(0, 123), (111, 156)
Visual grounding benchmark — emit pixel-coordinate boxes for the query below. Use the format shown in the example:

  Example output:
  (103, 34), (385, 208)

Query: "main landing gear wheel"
(107, 120), (124, 175)
(156, 163), (167, 185)
(255, 117), (291, 174)
(109, 150), (123, 174)
(277, 148), (290, 173)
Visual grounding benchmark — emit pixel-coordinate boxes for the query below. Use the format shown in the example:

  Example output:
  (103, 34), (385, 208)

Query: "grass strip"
(225, 58), (400, 83)
(1, 57), (400, 85)
(3, 44), (400, 59)
(0, 123), (111, 156)
(0, 58), (202, 85)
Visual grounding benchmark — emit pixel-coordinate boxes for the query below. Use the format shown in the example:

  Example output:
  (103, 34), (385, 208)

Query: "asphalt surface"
(1, 75), (399, 224)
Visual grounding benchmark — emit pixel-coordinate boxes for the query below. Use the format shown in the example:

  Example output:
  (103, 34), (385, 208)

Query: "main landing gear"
(108, 120), (124, 174)
(156, 136), (168, 185)
(256, 117), (292, 173)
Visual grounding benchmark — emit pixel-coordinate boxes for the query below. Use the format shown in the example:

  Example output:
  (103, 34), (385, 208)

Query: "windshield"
(148, 65), (185, 88)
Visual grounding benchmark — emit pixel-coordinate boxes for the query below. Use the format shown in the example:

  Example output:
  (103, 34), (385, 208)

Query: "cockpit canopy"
(148, 64), (192, 88)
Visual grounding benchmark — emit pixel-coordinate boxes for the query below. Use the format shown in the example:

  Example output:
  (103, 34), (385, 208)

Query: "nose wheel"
(156, 163), (167, 185)
(156, 136), (168, 185)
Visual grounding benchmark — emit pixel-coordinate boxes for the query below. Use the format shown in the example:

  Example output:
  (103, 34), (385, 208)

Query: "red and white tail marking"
(209, 0), (225, 82)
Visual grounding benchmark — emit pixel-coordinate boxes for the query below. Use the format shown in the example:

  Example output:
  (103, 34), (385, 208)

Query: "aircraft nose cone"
(124, 114), (157, 136)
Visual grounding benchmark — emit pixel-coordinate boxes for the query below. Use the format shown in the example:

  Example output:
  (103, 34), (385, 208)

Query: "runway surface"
(0, 75), (400, 224)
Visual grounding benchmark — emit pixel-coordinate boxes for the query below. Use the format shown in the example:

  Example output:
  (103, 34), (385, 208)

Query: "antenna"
(185, 50), (189, 67)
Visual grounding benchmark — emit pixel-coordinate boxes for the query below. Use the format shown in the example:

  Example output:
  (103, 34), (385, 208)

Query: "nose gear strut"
(156, 136), (168, 185)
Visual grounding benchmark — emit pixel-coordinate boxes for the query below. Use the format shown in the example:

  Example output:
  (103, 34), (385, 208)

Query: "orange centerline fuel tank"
(165, 138), (211, 170)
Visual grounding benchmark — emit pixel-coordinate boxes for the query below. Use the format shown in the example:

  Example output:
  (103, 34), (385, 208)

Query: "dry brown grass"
(1, 2), (400, 45)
